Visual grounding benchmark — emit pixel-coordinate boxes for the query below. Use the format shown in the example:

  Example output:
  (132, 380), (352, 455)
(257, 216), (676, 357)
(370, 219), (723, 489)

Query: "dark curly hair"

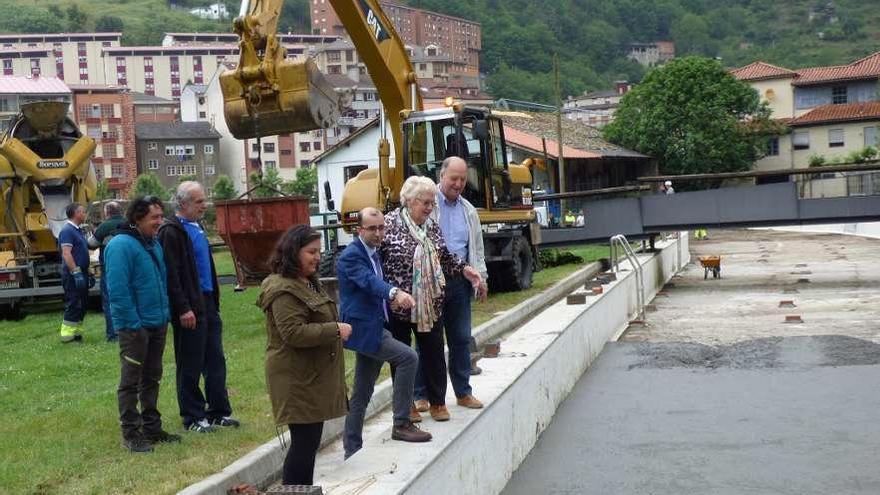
(269, 224), (322, 280)
(126, 195), (165, 224)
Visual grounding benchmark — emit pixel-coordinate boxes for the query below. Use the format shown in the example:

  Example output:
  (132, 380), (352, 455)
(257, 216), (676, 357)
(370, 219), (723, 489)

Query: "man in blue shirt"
(158, 181), (237, 433)
(88, 201), (123, 342)
(58, 203), (91, 343)
(417, 156), (489, 412)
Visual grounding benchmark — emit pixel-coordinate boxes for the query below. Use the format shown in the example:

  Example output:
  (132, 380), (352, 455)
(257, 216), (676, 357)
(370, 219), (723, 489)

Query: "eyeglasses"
(413, 197), (436, 208)
(361, 224), (386, 232)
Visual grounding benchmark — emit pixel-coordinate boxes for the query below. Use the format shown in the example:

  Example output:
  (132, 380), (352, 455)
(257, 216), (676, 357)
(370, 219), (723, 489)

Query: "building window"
(299, 142), (311, 152)
(264, 160), (276, 169)
(102, 144), (117, 159)
(364, 92), (376, 101)
(30, 59), (40, 76)
(167, 165), (177, 176)
(829, 128), (845, 147)
(263, 142), (275, 153)
(344, 164), (368, 183)
(251, 142), (259, 153)
(300, 160), (311, 167)
(793, 131), (810, 150)
(204, 144), (214, 154)
(184, 145), (195, 155)
(165, 146), (175, 156)
(148, 142), (157, 151)
(280, 149), (292, 155)
(327, 51), (341, 62)
(864, 126), (877, 147)
(831, 86), (847, 105)
(313, 142), (322, 151)
(176, 145), (186, 156)
(147, 159), (159, 169)
(766, 137), (779, 156)
(2, 59), (12, 75)
(205, 165), (215, 175)
(199, 111), (206, 119)
(111, 164), (124, 178)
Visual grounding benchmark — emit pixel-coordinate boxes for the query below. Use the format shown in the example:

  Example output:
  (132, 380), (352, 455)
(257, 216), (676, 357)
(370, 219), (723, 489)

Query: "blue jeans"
(414, 275), (473, 400)
(100, 273), (116, 340)
(343, 329), (418, 458)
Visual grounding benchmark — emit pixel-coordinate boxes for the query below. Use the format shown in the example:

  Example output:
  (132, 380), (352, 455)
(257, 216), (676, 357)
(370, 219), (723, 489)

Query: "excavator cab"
(403, 107), (528, 211)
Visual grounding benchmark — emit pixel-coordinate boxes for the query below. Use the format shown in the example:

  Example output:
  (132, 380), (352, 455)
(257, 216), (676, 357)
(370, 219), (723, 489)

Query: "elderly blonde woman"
(379, 176), (482, 422)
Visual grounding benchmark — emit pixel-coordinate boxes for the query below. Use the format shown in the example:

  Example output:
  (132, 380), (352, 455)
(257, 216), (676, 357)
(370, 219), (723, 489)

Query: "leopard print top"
(379, 208), (465, 321)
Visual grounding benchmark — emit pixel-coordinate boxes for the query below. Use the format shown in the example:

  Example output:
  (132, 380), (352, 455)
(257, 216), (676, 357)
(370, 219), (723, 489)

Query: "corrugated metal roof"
(0, 76), (71, 94)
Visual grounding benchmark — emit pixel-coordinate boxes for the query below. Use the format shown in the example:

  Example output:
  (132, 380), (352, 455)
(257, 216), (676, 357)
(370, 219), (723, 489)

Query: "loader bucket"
(220, 58), (340, 139)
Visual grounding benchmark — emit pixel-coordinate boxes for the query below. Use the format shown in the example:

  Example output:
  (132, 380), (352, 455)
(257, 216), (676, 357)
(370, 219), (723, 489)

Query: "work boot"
(456, 395), (484, 409)
(429, 405), (450, 422)
(391, 422), (432, 443)
(414, 399), (430, 412)
(409, 405), (422, 423)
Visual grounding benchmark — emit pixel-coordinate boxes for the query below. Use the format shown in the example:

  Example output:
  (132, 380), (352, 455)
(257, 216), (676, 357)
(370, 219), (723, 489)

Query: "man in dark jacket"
(158, 181), (237, 434)
(339, 207), (430, 459)
(105, 195), (177, 452)
(89, 201), (123, 342)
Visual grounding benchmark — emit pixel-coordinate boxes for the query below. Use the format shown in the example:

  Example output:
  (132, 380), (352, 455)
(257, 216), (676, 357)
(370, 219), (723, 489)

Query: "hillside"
(2, 0), (880, 103)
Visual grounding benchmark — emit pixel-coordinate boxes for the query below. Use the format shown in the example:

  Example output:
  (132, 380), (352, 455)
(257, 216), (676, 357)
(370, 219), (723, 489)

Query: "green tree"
(671, 13), (714, 55)
(282, 166), (318, 202)
(131, 172), (170, 200)
(249, 168), (283, 198)
(603, 57), (772, 179)
(0, 6), (64, 33)
(65, 4), (89, 32)
(95, 15), (124, 33)
(212, 175), (238, 200)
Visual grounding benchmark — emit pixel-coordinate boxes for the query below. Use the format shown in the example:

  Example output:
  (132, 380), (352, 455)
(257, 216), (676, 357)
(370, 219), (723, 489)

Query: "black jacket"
(157, 216), (220, 322)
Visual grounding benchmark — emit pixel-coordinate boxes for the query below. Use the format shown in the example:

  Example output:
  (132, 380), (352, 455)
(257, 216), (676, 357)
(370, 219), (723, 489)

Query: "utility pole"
(554, 54), (566, 212)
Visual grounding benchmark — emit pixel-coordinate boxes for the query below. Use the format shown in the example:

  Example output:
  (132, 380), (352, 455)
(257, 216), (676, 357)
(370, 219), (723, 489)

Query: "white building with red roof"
(733, 54), (880, 187)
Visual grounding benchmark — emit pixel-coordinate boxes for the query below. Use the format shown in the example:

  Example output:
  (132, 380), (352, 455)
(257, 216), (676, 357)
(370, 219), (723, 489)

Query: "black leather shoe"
(392, 422), (432, 443)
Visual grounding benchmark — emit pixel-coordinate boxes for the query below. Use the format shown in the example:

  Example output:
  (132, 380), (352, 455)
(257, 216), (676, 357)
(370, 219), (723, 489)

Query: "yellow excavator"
(0, 101), (97, 319)
(221, 0), (540, 291)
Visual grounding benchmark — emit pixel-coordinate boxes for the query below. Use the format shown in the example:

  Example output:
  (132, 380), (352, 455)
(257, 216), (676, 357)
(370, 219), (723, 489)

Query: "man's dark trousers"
(118, 326), (167, 440)
(414, 275), (473, 400)
(172, 293), (231, 426)
(343, 329), (418, 458)
(61, 272), (88, 324)
(100, 274), (116, 340)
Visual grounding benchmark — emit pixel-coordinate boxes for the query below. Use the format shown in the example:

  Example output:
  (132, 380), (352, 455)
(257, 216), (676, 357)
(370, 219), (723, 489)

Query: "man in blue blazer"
(339, 207), (432, 458)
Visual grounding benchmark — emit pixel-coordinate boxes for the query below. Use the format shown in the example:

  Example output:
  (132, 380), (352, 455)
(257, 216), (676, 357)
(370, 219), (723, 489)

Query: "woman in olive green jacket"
(257, 225), (353, 486)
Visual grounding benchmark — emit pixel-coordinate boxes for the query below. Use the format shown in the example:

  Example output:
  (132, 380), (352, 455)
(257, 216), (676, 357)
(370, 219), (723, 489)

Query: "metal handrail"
(610, 234), (645, 321)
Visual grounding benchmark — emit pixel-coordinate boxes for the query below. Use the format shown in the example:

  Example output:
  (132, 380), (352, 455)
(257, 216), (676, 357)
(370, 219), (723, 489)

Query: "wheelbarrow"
(699, 255), (721, 279)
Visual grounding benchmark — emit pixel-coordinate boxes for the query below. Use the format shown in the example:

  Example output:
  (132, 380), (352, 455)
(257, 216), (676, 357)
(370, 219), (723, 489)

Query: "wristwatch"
(389, 287), (399, 300)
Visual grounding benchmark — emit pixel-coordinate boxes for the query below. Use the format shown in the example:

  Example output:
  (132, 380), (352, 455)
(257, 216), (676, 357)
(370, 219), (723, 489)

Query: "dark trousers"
(118, 326), (167, 440)
(390, 317), (446, 405)
(100, 273), (116, 340)
(343, 330), (419, 458)
(61, 273), (88, 324)
(283, 422), (324, 485)
(172, 293), (232, 427)
(415, 276), (473, 400)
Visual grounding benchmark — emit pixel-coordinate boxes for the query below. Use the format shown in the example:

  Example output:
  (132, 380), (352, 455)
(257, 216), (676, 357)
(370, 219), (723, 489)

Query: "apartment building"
(311, 1), (481, 75)
(323, 72), (381, 147)
(161, 32), (337, 49)
(0, 76), (71, 132)
(70, 85), (137, 196)
(0, 33), (121, 86)
(132, 92), (179, 123)
(135, 121), (221, 193)
(563, 82), (632, 128)
(733, 54), (880, 170)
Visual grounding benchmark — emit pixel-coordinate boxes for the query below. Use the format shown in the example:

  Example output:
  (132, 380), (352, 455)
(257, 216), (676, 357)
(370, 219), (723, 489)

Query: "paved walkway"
(503, 229), (880, 495)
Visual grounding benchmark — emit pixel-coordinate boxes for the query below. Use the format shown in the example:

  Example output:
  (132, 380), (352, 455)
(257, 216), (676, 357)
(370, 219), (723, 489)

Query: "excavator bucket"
(220, 58), (340, 139)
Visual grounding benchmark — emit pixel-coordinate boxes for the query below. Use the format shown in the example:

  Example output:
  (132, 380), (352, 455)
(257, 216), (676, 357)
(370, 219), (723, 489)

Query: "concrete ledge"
(306, 234), (688, 494)
(180, 257), (609, 494)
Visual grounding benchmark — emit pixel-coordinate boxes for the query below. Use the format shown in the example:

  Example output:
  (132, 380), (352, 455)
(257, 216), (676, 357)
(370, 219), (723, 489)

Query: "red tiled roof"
(789, 101), (880, 126)
(730, 61), (797, 81)
(732, 52), (880, 86)
(502, 126), (600, 159)
(0, 76), (70, 94)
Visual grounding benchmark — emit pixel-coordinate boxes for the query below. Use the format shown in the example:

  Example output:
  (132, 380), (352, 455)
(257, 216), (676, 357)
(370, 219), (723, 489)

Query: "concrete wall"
(403, 235), (689, 494)
(752, 78), (795, 119)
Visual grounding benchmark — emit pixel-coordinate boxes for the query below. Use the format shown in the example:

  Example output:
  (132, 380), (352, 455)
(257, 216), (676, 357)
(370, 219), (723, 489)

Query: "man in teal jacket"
(104, 196), (176, 453)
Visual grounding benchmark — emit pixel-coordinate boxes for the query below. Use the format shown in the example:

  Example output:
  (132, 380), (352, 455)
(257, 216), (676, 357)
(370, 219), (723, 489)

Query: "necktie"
(371, 251), (389, 322)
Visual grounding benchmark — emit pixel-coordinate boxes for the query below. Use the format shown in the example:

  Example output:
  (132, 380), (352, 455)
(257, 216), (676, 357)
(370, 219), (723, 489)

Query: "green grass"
(211, 248), (236, 276)
(0, 244), (609, 494)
